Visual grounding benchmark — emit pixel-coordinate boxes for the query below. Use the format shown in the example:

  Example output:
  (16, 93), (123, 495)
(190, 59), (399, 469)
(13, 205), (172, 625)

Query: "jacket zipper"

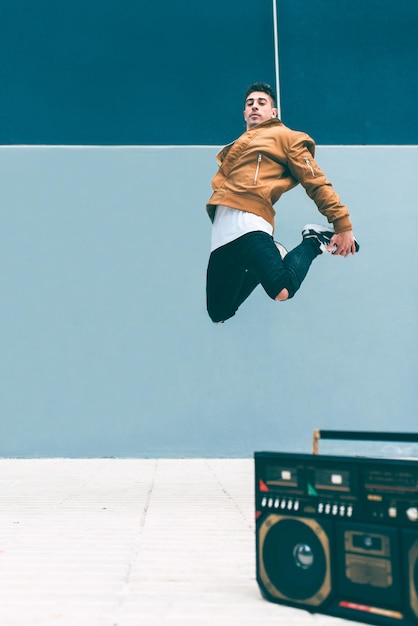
(304, 158), (315, 177)
(253, 153), (262, 185)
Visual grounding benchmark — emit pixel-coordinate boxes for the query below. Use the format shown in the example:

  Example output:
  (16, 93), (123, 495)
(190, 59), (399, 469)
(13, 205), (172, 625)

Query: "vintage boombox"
(255, 431), (418, 626)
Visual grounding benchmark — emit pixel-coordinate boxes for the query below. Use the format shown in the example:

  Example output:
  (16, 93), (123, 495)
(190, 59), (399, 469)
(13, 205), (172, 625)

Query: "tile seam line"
(110, 457), (159, 625)
(54, 457), (111, 509)
(205, 459), (254, 531)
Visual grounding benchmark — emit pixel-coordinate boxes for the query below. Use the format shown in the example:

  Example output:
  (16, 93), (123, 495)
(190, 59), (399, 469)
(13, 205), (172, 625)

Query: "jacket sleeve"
(286, 132), (353, 233)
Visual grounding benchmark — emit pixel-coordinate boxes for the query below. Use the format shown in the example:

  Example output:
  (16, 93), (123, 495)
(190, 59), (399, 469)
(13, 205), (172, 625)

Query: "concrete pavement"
(0, 458), (352, 625)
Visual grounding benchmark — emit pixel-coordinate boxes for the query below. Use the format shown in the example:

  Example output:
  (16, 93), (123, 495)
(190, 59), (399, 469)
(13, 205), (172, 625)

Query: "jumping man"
(205, 82), (359, 323)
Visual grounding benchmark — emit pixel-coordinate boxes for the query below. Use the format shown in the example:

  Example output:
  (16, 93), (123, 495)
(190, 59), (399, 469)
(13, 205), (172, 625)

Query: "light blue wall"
(0, 146), (416, 457)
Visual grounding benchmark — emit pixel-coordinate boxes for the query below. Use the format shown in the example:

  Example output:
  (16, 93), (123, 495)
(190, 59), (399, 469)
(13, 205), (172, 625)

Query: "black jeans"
(206, 231), (320, 322)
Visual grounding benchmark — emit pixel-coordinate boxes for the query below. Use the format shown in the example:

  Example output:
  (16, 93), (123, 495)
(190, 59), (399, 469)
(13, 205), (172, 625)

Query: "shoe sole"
(302, 223), (335, 236)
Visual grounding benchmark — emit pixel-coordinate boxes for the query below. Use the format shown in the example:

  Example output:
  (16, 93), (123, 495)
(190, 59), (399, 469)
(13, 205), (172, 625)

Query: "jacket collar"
(216, 119), (284, 165)
(244, 118), (283, 134)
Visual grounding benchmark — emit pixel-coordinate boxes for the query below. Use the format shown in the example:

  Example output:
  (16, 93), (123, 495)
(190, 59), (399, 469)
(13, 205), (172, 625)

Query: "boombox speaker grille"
(406, 535), (418, 619)
(258, 515), (332, 607)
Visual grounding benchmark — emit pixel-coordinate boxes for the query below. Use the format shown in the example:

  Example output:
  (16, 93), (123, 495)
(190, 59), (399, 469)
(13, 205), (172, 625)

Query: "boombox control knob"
(406, 507), (418, 522)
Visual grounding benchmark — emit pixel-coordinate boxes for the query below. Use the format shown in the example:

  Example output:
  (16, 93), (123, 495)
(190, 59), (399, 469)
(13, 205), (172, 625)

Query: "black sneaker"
(274, 241), (288, 259)
(302, 223), (335, 253)
(302, 223), (360, 253)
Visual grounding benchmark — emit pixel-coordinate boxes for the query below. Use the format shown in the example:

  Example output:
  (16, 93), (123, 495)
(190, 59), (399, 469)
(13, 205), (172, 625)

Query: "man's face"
(243, 91), (277, 129)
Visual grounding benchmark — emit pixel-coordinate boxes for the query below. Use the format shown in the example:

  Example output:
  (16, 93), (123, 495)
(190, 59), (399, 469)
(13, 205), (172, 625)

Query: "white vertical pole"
(272, 0), (281, 118)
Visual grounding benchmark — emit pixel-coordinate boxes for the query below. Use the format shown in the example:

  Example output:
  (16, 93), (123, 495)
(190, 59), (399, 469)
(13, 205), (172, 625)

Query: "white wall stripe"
(272, 0), (281, 118)
(0, 144), (417, 150)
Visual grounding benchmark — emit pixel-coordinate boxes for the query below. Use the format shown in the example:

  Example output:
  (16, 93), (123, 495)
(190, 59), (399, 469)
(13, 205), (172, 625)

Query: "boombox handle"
(312, 429), (418, 455)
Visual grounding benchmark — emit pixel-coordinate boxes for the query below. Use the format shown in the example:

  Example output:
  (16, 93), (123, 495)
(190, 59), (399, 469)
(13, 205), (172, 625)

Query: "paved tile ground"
(0, 459), (353, 626)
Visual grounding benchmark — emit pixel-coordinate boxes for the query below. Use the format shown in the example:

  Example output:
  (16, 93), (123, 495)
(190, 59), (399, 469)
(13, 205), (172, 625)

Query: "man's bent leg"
(281, 238), (321, 298)
(206, 244), (259, 322)
(235, 232), (320, 301)
(206, 233), (320, 322)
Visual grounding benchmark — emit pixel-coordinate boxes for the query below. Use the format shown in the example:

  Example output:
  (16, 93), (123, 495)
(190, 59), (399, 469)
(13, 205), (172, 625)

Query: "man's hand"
(329, 230), (357, 256)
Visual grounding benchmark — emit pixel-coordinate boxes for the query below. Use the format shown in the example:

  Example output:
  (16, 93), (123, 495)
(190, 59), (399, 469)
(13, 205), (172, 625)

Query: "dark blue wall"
(278, 0), (418, 144)
(0, 0), (275, 145)
(0, 0), (416, 145)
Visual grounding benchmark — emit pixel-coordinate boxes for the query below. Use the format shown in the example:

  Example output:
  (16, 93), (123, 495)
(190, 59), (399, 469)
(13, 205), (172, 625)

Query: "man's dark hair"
(245, 82), (276, 107)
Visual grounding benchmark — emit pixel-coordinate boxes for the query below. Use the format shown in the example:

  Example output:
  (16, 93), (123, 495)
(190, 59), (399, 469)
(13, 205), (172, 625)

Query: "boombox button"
(332, 504), (338, 515)
(339, 505), (345, 516)
(318, 503), (324, 513)
(406, 507), (418, 522)
(274, 498), (280, 508)
(347, 506), (353, 517)
(268, 498), (274, 508)
(261, 497), (267, 507)
(325, 503), (331, 514)
(294, 500), (300, 511)
(388, 506), (397, 519)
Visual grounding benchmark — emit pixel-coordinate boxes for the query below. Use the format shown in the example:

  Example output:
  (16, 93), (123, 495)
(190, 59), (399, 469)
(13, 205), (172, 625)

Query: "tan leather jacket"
(206, 118), (352, 233)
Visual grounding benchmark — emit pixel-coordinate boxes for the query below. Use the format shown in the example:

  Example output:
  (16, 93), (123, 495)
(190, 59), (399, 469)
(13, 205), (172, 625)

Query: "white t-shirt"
(210, 205), (273, 252)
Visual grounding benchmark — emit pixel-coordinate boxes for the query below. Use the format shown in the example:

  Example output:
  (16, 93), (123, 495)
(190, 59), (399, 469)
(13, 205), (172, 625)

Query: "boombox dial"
(407, 507), (418, 522)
